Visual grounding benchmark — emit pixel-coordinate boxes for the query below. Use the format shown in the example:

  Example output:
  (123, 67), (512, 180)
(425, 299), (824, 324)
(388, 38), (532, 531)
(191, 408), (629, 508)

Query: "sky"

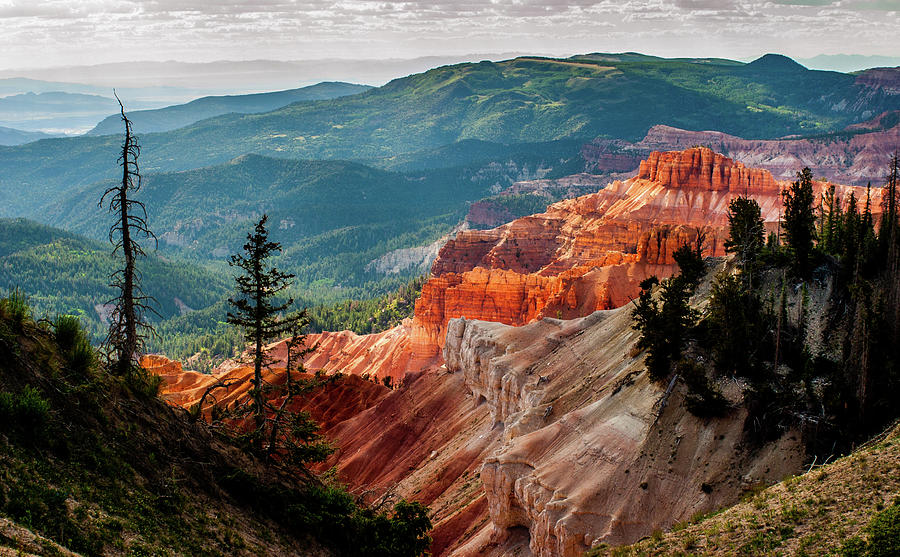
(0, 0), (898, 70)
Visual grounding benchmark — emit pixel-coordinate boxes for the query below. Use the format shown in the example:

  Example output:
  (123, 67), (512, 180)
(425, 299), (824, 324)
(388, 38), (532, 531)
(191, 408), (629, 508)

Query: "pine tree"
(99, 94), (157, 376)
(227, 214), (307, 451)
(782, 167), (817, 278)
(842, 192), (861, 281)
(723, 196), (765, 283)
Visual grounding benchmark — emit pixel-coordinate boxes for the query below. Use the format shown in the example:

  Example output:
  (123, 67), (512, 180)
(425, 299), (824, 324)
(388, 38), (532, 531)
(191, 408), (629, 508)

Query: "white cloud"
(0, 0), (896, 69)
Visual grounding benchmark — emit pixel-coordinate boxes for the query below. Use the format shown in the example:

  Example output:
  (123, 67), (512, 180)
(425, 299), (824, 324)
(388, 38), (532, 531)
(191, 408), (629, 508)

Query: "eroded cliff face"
(413, 147), (872, 363)
(149, 147), (873, 556)
(444, 301), (804, 557)
(584, 113), (900, 187)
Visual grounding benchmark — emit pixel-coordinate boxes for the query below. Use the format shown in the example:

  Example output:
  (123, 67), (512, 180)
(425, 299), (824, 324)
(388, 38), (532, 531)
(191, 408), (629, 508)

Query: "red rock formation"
(151, 147), (882, 556)
(637, 148), (781, 193)
(584, 116), (900, 187)
(412, 147), (879, 362)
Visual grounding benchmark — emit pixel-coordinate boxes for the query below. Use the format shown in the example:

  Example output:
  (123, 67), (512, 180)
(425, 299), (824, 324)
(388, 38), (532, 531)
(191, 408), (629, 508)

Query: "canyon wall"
(150, 147), (879, 556)
(583, 112), (900, 187)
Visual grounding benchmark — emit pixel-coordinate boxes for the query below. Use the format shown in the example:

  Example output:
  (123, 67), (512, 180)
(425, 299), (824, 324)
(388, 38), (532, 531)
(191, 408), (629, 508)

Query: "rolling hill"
(87, 81), (372, 136)
(0, 125), (55, 146)
(0, 218), (229, 339)
(41, 153), (570, 288)
(2, 53), (897, 219)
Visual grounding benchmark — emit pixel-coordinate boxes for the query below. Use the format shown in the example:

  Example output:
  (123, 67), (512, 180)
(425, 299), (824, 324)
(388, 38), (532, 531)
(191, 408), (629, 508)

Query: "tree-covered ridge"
(1, 54), (896, 216)
(87, 81), (372, 136)
(0, 217), (429, 371)
(0, 218), (228, 341)
(305, 275), (426, 335)
(43, 153), (555, 289)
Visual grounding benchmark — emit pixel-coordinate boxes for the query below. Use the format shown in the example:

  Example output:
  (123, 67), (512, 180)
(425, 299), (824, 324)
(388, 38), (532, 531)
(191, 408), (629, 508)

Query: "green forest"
(632, 159), (900, 453)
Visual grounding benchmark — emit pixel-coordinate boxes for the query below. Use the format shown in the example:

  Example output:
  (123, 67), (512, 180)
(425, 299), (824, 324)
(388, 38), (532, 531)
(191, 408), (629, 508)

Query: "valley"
(146, 147), (891, 555)
(1, 49), (899, 556)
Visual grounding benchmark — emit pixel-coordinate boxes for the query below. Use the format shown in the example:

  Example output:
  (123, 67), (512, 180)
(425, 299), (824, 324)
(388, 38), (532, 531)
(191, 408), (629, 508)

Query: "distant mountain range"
(2, 53), (898, 215)
(86, 82), (371, 135)
(0, 54), (525, 90)
(0, 125), (55, 146)
(0, 51), (899, 317)
(797, 54), (900, 73)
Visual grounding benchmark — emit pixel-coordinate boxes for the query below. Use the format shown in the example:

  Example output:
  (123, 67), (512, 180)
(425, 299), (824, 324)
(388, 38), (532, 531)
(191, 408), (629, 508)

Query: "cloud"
(0, 0), (896, 69)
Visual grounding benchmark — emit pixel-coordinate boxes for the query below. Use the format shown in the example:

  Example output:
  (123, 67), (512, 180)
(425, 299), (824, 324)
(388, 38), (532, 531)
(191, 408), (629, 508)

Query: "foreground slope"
(0, 304), (329, 555)
(593, 423), (900, 555)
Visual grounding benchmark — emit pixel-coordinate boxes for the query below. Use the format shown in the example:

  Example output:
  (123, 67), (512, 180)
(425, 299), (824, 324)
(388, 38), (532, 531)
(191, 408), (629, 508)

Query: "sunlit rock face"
(149, 147), (878, 556)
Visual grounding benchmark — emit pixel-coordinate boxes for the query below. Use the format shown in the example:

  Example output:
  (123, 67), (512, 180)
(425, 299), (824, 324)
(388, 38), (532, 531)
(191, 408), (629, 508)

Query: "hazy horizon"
(1, 1), (897, 74)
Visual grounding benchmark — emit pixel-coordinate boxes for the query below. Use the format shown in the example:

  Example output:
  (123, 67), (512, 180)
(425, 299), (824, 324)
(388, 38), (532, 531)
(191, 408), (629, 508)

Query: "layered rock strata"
(412, 147), (874, 362)
(444, 300), (805, 556)
(584, 113), (900, 186)
(150, 147), (879, 556)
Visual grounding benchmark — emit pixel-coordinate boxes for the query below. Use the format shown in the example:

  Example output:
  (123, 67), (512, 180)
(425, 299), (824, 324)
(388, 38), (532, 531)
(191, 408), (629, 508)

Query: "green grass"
(0, 294), (432, 556)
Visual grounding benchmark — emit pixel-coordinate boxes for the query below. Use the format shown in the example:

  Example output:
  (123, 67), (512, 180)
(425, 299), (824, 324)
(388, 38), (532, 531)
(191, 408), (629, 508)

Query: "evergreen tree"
(706, 272), (767, 380)
(724, 196), (765, 283)
(226, 214), (308, 452)
(671, 242), (704, 289)
(782, 167), (817, 278)
(842, 192), (861, 281)
(99, 95), (157, 376)
(631, 258), (698, 382)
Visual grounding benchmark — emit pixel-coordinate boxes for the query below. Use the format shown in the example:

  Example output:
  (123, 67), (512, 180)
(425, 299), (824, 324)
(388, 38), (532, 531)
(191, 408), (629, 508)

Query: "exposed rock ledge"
(443, 292), (805, 557)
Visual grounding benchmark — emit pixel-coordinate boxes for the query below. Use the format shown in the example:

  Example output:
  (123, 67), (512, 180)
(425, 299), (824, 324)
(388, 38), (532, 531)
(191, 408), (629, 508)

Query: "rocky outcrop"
(366, 223), (469, 275)
(636, 148), (780, 193)
(584, 115), (900, 187)
(445, 284), (805, 557)
(142, 354), (389, 433)
(151, 147), (879, 557)
(415, 146), (876, 363)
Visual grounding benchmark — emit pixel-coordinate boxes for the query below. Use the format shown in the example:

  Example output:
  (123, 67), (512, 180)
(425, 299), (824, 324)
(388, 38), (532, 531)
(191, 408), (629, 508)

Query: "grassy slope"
(0, 307), (329, 556)
(1, 55), (892, 216)
(590, 422), (900, 556)
(0, 299), (433, 556)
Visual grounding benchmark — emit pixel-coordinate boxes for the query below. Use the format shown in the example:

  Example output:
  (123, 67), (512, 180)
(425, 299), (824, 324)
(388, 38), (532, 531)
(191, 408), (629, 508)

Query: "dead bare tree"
(100, 93), (157, 376)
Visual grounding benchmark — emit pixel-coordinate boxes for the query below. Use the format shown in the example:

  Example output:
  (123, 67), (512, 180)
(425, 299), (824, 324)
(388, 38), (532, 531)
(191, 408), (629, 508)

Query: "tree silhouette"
(781, 167), (817, 278)
(226, 214), (318, 457)
(99, 94), (157, 376)
(724, 196), (765, 285)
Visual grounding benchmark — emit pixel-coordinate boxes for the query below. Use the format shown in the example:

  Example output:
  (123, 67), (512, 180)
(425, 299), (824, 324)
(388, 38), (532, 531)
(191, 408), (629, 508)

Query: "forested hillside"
(42, 152), (577, 288)
(87, 81), (371, 136)
(0, 218), (228, 340)
(2, 54), (897, 218)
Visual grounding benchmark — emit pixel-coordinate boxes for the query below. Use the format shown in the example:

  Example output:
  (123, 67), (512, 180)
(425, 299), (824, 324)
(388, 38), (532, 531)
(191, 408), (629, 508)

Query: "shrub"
(867, 501), (900, 557)
(54, 314), (95, 378)
(840, 536), (867, 557)
(0, 288), (30, 329)
(126, 367), (163, 399)
(0, 384), (51, 436)
(680, 360), (731, 418)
